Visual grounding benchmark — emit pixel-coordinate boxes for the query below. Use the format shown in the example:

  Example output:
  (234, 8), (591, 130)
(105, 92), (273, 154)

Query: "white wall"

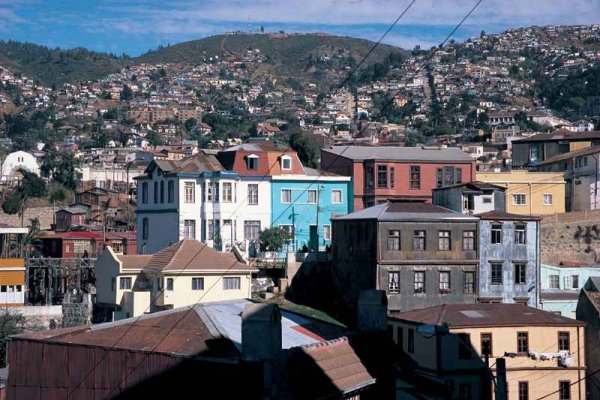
(1, 151), (40, 183)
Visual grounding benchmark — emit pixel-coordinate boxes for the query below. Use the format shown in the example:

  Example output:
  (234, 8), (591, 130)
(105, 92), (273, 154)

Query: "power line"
(62, 2), (424, 398)
(536, 367), (600, 400)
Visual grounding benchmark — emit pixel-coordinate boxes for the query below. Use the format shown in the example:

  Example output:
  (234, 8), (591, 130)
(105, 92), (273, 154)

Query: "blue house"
(271, 168), (352, 252)
(541, 262), (600, 318)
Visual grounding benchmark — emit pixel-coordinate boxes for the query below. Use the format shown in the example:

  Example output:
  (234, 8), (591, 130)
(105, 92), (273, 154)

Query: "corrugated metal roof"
(323, 146), (473, 162)
(335, 202), (479, 222)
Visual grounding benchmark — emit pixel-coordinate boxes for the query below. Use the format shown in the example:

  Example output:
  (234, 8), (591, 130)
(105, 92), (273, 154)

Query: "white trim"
(271, 175), (351, 182)
(543, 193), (553, 205)
(280, 188), (292, 204)
(0, 227), (29, 234)
(331, 189), (343, 204)
(280, 155), (292, 170)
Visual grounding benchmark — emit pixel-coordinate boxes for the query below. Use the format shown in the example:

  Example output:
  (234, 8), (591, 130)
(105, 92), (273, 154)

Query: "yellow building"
(95, 239), (257, 321)
(0, 225), (28, 307)
(390, 304), (586, 400)
(477, 171), (566, 215)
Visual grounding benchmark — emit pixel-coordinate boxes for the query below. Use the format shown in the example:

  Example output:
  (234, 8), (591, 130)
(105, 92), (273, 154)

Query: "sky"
(0, 0), (598, 56)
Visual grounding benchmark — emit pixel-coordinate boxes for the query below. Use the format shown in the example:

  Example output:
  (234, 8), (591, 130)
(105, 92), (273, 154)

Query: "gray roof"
(323, 146), (473, 162)
(335, 202), (479, 222)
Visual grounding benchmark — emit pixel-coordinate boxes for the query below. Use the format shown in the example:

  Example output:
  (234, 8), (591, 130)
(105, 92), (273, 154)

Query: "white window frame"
(331, 189), (342, 204)
(281, 155), (292, 170)
(119, 277), (132, 290)
(223, 276), (241, 290)
(512, 193), (526, 205)
(308, 189), (317, 204)
(246, 154), (259, 170)
(543, 193), (553, 205)
(222, 182), (233, 203)
(281, 189), (292, 204)
(323, 224), (331, 241)
(248, 184), (258, 205)
(192, 277), (205, 291)
(184, 182), (196, 203)
(184, 219), (196, 239)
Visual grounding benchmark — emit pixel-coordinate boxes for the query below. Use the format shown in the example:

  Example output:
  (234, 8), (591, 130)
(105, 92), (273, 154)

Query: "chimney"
(356, 290), (388, 332)
(242, 303), (282, 399)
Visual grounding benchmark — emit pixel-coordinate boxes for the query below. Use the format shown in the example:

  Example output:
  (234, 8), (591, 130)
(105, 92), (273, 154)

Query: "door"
(309, 225), (318, 252)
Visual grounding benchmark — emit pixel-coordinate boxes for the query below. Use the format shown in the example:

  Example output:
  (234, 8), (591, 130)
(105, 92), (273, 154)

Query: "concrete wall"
(540, 210), (600, 263)
(0, 206), (55, 230)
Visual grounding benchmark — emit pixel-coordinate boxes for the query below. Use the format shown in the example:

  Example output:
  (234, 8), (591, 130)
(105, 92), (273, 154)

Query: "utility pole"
(495, 358), (508, 400)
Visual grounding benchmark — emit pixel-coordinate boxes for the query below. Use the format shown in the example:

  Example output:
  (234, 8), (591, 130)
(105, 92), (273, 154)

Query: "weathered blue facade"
(271, 174), (352, 252)
(478, 212), (541, 307)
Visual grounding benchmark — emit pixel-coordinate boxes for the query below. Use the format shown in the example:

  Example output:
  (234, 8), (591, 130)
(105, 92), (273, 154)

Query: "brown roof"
(144, 240), (256, 273)
(295, 337), (375, 395)
(514, 129), (600, 143)
(541, 291), (580, 301)
(117, 254), (152, 271)
(476, 210), (542, 221)
(390, 303), (584, 328)
(15, 306), (237, 358)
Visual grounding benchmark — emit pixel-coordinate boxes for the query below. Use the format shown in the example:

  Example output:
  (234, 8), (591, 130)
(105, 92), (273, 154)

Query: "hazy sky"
(0, 0), (598, 55)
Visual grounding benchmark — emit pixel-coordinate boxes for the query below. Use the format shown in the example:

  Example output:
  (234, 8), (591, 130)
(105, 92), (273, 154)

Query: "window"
(207, 220), (214, 240)
(459, 383), (472, 400)
(308, 190), (317, 204)
(388, 271), (399, 293)
(436, 168), (443, 187)
(160, 181), (164, 203)
(142, 218), (149, 240)
(558, 332), (570, 352)
(413, 230), (426, 251)
(514, 263), (527, 284)
(518, 382), (529, 400)
(223, 277), (241, 290)
(153, 182), (158, 203)
(515, 224), (526, 244)
(444, 167), (455, 187)
(544, 194), (553, 205)
(168, 181), (174, 203)
(483, 196), (492, 203)
(206, 182), (213, 201)
(387, 230), (401, 251)
(491, 224), (502, 244)
(184, 220), (196, 239)
(438, 231), (451, 251)
(185, 182), (195, 203)
(549, 274), (560, 289)
(390, 167), (395, 188)
(213, 182), (220, 202)
(456, 168), (462, 184)
(439, 271), (450, 293)
(410, 166), (421, 190)
(331, 190), (342, 204)
(248, 184), (258, 205)
(142, 182), (148, 204)
(192, 277), (204, 290)
(513, 194), (526, 205)
(491, 263), (503, 285)
(244, 221), (261, 241)
(119, 277), (132, 290)
(223, 182), (232, 203)
(408, 329), (414, 353)
(281, 189), (292, 203)
(458, 333), (471, 359)
(414, 271), (425, 293)
(366, 166), (374, 189)
(377, 165), (388, 188)
(559, 381), (571, 400)
(464, 272), (475, 294)
(481, 333), (493, 357)
(246, 155), (258, 170)
(281, 155), (292, 170)
(572, 275), (579, 289)
(323, 225), (331, 241)
(463, 231), (475, 251)
(166, 278), (174, 291)
(517, 332), (529, 353)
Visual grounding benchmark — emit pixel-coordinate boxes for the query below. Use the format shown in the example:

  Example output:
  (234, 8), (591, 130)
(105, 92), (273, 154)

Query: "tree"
(146, 131), (163, 148)
(288, 130), (320, 168)
(19, 170), (47, 198)
(120, 84), (133, 100)
(184, 118), (198, 132)
(259, 227), (291, 252)
(1, 190), (24, 216)
(41, 150), (79, 190)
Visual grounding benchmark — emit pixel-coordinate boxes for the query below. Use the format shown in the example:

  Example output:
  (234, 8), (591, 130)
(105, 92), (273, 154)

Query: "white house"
(1, 151), (40, 184)
(135, 152), (271, 255)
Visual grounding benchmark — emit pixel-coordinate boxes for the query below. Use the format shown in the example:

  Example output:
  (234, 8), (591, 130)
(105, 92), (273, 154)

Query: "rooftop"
(513, 129), (600, 143)
(335, 201), (478, 222)
(432, 181), (506, 192)
(143, 239), (256, 273)
(390, 303), (584, 328)
(537, 145), (600, 166)
(323, 146), (473, 162)
(476, 210), (541, 221)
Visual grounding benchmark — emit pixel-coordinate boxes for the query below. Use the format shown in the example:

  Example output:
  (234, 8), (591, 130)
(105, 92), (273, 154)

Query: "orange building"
(0, 224), (28, 307)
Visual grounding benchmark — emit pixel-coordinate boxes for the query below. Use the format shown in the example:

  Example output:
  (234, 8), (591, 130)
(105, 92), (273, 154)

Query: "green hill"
(0, 40), (126, 86)
(137, 33), (406, 87)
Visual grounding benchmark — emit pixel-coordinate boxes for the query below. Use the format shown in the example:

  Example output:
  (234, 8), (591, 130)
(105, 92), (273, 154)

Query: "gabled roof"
(143, 240), (256, 273)
(433, 181), (506, 192)
(335, 201), (478, 222)
(322, 146), (473, 162)
(117, 254), (152, 271)
(390, 303), (584, 328)
(145, 153), (224, 176)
